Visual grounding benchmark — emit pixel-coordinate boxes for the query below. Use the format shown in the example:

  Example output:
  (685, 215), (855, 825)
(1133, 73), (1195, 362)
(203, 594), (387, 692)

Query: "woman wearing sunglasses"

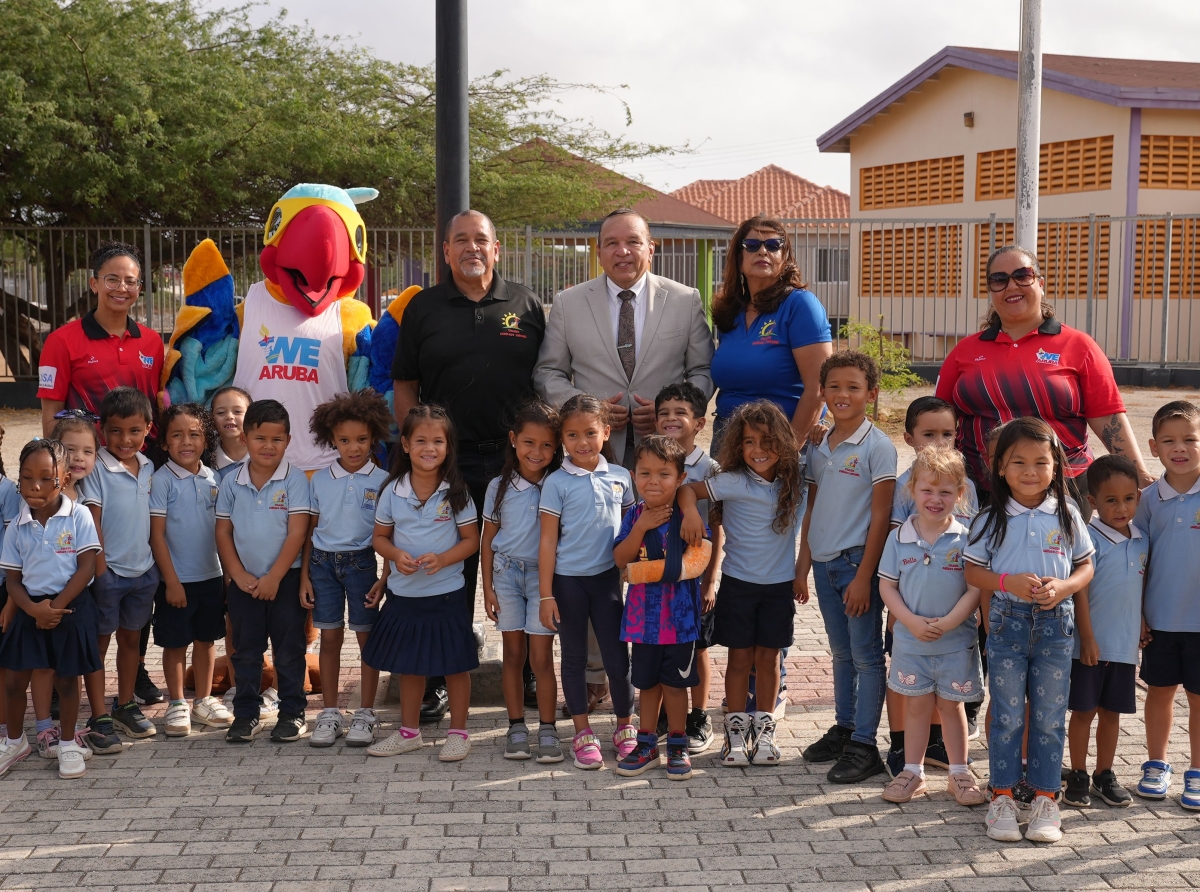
(709, 216), (833, 454)
(935, 244), (1154, 507)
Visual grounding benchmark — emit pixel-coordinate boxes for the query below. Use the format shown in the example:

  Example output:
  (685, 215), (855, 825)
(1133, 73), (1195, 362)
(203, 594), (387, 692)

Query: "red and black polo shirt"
(38, 311), (165, 416)
(935, 318), (1125, 486)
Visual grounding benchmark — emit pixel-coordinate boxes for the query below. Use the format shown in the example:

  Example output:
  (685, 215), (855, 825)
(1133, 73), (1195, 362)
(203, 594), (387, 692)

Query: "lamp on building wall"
(964, 112), (975, 128)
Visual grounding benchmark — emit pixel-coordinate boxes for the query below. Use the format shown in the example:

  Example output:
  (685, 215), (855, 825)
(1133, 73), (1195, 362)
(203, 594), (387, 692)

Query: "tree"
(0, 0), (676, 229)
(838, 316), (923, 420)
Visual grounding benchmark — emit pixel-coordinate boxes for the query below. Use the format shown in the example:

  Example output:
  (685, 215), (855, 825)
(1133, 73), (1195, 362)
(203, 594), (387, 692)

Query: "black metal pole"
(435, 0), (469, 284)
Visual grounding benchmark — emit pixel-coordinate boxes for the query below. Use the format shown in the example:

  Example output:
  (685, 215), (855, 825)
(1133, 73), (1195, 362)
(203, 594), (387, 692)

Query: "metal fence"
(1, 214), (1197, 382)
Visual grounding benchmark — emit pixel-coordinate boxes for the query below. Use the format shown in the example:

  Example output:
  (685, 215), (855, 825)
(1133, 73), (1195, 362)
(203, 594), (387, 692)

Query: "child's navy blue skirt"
(362, 586), (479, 677)
(0, 590), (102, 677)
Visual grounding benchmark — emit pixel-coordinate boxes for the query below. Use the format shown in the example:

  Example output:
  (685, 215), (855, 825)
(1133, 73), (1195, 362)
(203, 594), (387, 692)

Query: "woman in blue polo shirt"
(710, 216), (832, 453)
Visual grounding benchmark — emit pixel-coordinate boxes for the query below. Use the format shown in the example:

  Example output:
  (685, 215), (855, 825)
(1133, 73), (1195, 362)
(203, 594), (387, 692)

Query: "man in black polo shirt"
(392, 210), (546, 715)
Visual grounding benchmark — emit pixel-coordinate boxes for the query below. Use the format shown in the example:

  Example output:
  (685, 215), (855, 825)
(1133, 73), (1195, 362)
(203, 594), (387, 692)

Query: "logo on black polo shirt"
(1035, 348), (1061, 365)
(257, 324), (320, 383)
(499, 313), (527, 339)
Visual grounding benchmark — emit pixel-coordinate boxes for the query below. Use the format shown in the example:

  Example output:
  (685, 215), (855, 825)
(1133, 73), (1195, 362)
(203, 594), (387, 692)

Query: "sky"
(260, 0), (1200, 197)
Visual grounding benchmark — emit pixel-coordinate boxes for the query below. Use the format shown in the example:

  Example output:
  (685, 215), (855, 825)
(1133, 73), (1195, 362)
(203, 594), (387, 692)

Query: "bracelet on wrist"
(998, 573), (1008, 593)
(539, 597), (555, 602)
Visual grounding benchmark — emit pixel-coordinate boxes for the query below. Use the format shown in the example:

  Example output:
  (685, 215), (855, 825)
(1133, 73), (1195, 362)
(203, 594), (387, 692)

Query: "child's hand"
(928, 615), (957, 635)
(903, 615), (943, 642)
(701, 581), (717, 614)
(792, 572), (809, 605)
(1000, 572), (1041, 602)
(484, 588), (500, 622)
(253, 574), (279, 601)
(165, 581), (188, 610)
(234, 570), (259, 594)
(30, 600), (69, 629)
(680, 509), (705, 547)
(1032, 577), (1069, 609)
(1140, 617), (1153, 648)
(635, 503), (673, 535)
(365, 578), (386, 609)
(1079, 635), (1100, 667)
(299, 576), (315, 609)
(842, 576), (872, 617)
(394, 550), (420, 576)
(538, 597), (559, 632)
(416, 552), (446, 575)
(0, 598), (16, 632)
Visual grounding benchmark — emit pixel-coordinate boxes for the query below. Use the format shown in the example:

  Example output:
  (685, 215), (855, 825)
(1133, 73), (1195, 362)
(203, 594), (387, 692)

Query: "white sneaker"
(750, 713), (781, 765)
(164, 701), (192, 738)
(309, 708), (344, 748)
(192, 695), (234, 728)
(0, 735), (32, 775)
(222, 687), (236, 708)
(346, 708), (378, 747)
(57, 739), (89, 779)
(439, 732), (471, 762)
(985, 794), (1023, 842)
(720, 712), (751, 766)
(1023, 795), (1063, 843)
(259, 687), (280, 719)
(368, 730), (424, 757)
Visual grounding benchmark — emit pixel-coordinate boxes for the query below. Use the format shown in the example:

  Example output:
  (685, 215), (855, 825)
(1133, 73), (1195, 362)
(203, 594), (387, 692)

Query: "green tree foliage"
(839, 315), (923, 420)
(0, 0), (675, 227)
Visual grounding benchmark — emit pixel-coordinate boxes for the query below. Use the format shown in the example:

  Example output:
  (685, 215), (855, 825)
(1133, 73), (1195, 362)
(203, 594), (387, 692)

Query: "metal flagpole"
(1016, 0), (1042, 253)
(435, 0), (469, 284)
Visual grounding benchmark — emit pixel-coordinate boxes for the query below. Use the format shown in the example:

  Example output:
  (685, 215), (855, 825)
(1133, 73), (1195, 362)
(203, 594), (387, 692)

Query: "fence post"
(1161, 212), (1173, 369)
(1085, 213), (1096, 338)
(524, 224), (533, 288)
(143, 223), (153, 329)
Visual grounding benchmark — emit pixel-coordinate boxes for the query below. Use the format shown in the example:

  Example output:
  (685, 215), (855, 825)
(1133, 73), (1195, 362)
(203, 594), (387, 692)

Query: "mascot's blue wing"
(369, 311), (399, 395)
(163, 239), (241, 407)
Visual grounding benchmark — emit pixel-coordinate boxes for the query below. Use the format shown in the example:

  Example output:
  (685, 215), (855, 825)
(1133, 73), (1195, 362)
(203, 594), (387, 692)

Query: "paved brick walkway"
(4, 586), (1200, 892)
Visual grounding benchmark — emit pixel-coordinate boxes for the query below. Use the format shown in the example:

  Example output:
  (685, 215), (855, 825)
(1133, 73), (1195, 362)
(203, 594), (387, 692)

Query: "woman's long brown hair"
(713, 400), (803, 533)
(711, 216), (807, 333)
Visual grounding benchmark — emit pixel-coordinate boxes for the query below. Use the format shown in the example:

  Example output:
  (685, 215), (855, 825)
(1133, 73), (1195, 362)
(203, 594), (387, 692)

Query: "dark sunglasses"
(741, 238), (785, 254)
(987, 266), (1038, 292)
(54, 408), (99, 422)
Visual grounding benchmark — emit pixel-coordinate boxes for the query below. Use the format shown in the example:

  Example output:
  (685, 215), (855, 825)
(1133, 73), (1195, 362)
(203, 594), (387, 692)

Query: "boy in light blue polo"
(79, 387), (160, 740)
(1132, 401), (1200, 807)
(798, 351), (897, 784)
(1063, 455), (1147, 810)
(215, 400), (312, 744)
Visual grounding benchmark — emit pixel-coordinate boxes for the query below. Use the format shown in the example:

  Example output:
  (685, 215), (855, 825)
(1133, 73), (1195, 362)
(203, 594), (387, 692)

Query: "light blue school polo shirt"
(684, 446), (719, 525)
(891, 468), (979, 526)
(79, 448), (154, 578)
(1076, 518), (1146, 663)
(483, 474), (543, 563)
(805, 418), (898, 562)
(964, 497), (1094, 602)
(0, 496), (101, 597)
(215, 460), (311, 579)
(0, 477), (22, 586)
(375, 475), (477, 597)
(310, 460), (387, 553)
(1134, 475), (1200, 632)
(539, 457), (634, 577)
(705, 468), (803, 584)
(149, 460), (222, 583)
(879, 517), (975, 656)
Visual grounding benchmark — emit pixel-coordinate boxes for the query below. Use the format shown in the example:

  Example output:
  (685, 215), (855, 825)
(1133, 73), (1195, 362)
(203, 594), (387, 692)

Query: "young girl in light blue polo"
(964, 417), (1094, 846)
(481, 400), (563, 763)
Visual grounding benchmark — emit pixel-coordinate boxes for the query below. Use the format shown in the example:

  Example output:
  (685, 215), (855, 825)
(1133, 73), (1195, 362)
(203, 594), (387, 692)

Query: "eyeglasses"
(741, 238), (785, 254)
(986, 267), (1038, 292)
(54, 409), (99, 422)
(100, 275), (143, 292)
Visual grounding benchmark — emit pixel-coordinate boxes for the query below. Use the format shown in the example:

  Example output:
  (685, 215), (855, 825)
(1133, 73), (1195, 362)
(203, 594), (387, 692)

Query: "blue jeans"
(987, 598), (1074, 794)
(309, 547), (379, 632)
(813, 547), (886, 746)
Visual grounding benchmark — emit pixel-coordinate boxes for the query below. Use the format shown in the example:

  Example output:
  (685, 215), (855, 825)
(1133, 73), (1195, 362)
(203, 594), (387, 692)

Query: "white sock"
(7, 736), (22, 746)
(903, 762), (926, 778)
(949, 763), (969, 775)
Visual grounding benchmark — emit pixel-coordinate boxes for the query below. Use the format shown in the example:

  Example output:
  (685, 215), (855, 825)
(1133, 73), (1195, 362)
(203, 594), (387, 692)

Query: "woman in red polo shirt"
(38, 242), (165, 436)
(936, 244), (1154, 501)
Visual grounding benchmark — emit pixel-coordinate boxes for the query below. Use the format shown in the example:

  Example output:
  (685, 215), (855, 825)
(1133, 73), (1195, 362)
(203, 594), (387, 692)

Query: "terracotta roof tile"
(671, 165), (849, 223)
(961, 47), (1200, 91)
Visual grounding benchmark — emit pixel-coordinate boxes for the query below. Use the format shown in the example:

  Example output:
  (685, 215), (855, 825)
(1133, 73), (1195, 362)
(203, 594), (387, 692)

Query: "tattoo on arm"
(1101, 414), (1126, 455)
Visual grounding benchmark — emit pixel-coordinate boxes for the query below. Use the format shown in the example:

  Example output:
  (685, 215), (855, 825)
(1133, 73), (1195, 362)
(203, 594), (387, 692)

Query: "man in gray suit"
(535, 208), (715, 468)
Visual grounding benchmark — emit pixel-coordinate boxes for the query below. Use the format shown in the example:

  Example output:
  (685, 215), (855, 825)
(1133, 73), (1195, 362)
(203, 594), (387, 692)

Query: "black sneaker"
(112, 699), (156, 739)
(827, 740), (886, 784)
(134, 663), (163, 705)
(523, 674), (538, 709)
(83, 714), (124, 754)
(1092, 768), (1133, 807)
(1063, 768), (1091, 807)
(685, 708), (713, 754)
(420, 681), (449, 723)
(271, 713), (307, 742)
(226, 716), (262, 743)
(802, 725), (853, 763)
(886, 746), (904, 780)
(923, 737), (950, 769)
(655, 708), (669, 741)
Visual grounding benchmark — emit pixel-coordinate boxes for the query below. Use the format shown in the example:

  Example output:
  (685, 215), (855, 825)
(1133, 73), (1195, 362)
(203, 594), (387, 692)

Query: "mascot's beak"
(260, 204), (364, 317)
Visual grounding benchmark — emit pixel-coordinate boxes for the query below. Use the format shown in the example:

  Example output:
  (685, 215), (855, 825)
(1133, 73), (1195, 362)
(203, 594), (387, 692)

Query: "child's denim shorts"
(309, 547), (379, 632)
(492, 553), (554, 635)
(887, 641), (984, 701)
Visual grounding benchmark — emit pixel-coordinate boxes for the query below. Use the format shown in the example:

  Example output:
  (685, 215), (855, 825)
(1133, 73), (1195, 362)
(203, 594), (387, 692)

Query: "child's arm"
(5, 570), (66, 630)
(298, 514), (319, 609)
(52, 548), (97, 613)
(481, 519), (500, 622)
(87, 504), (107, 576)
(676, 484), (703, 546)
(963, 563), (1040, 602)
(613, 504), (673, 570)
(415, 522), (479, 574)
(537, 512), (560, 632)
(879, 575), (942, 642)
(701, 522), (723, 614)
(980, 589), (992, 635)
(1073, 583), (1099, 665)
(930, 585), (983, 635)
(843, 479), (895, 617)
(794, 482), (816, 603)
(254, 513), (310, 601)
(150, 516), (186, 609)
(1033, 558), (1094, 610)
(216, 518), (257, 594)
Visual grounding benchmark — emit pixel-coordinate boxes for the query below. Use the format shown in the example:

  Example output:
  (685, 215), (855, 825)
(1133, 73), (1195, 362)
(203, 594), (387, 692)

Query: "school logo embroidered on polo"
(209, 486), (220, 500)
(1192, 508), (1200, 530)
(612, 482), (624, 498)
(269, 490), (289, 511)
(752, 318), (780, 346)
(499, 312), (527, 339)
(942, 548), (963, 570)
(1139, 552), (1148, 573)
(1043, 529), (1065, 555)
(434, 499), (452, 522)
(1035, 348), (1061, 365)
(838, 454), (861, 477)
(54, 530), (75, 554)
(362, 488), (379, 511)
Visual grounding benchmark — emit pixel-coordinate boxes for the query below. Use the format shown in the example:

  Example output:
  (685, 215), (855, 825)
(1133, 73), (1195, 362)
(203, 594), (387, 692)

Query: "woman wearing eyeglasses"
(37, 242), (165, 438)
(935, 244), (1154, 506)
(709, 216), (833, 453)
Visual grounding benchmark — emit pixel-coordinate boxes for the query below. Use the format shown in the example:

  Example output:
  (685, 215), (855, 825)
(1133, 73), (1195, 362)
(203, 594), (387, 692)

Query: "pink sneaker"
(613, 724), (638, 760)
(572, 729), (603, 770)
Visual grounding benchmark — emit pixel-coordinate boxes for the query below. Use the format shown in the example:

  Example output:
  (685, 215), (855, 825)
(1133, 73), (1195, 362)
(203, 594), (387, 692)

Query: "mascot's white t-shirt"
(234, 281), (347, 471)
